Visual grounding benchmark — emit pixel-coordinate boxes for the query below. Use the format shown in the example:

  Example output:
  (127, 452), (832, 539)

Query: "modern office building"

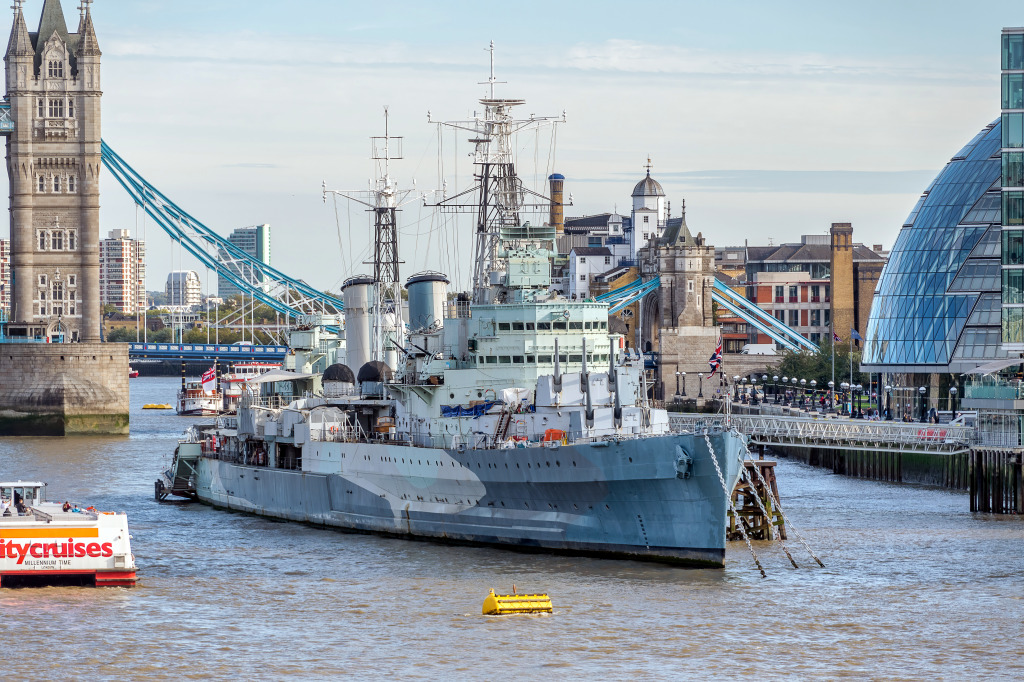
(218, 224), (271, 299)
(166, 270), (201, 309)
(99, 229), (146, 314)
(1001, 29), (1024, 348)
(0, 238), (10, 318)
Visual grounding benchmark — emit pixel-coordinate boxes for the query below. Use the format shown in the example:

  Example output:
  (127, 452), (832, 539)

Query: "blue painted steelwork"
(597, 276), (817, 352)
(128, 342), (288, 361)
(99, 141), (344, 325)
(0, 101), (13, 134)
(711, 279), (817, 352)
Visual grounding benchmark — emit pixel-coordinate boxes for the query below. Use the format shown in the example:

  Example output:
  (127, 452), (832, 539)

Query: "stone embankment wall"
(0, 343), (129, 435)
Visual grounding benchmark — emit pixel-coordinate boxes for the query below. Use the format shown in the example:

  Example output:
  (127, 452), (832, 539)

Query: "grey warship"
(158, 71), (747, 567)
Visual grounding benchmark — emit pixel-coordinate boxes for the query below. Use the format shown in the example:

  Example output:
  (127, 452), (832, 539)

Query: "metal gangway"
(670, 413), (975, 455)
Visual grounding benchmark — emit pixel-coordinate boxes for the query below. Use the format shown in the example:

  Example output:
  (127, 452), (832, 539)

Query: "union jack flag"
(708, 338), (723, 377)
(832, 330), (842, 343)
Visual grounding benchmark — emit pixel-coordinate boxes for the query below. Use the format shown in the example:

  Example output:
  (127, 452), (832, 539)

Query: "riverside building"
(218, 224), (270, 299)
(99, 229), (145, 314)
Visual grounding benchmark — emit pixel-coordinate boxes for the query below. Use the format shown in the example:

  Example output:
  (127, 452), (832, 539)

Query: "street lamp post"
(799, 378), (807, 410)
(810, 379), (817, 411)
(840, 382), (850, 415)
(773, 375), (780, 403)
(855, 383), (863, 418)
(698, 372), (704, 398)
(828, 380), (835, 413)
(680, 372), (687, 398)
(674, 371), (682, 401)
(733, 375), (740, 401)
(919, 385), (928, 422)
(949, 385), (958, 415)
(791, 377), (799, 407)
(750, 378), (758, 406)
(885, 385), (892, 420)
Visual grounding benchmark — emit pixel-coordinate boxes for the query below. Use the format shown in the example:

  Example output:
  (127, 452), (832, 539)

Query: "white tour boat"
(0, 481), (137, 588)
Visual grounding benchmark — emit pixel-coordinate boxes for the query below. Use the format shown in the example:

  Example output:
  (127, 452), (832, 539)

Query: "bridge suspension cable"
(100, 140), (345, 324)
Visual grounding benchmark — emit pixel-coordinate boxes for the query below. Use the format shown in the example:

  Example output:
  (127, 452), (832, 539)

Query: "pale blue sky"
(6, 0), (1024, 290)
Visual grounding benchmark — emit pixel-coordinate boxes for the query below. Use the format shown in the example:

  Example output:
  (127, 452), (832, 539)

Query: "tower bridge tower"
(4, 0), (101, 342)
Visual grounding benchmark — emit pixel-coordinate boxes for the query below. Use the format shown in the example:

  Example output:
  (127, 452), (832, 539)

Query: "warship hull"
(191, 430), (745, 567)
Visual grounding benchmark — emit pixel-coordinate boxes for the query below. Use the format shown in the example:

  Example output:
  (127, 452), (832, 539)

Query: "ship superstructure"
(159, 52), (747, 567)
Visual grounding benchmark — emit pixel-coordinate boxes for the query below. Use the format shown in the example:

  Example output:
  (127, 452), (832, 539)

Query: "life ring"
(483, 388), (496, 401)
(330, 425), (337, 435)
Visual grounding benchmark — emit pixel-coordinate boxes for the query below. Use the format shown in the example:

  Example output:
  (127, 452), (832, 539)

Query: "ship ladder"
(739, 451), (825, 568)
(494, 410), (513, 444)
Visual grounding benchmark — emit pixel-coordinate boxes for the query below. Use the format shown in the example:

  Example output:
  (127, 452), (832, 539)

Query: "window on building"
(68, 231), (76, 250)
(48, 60), (63, 78)
(824, 310), (831, 327)
(788, 285), (798, 302)
(68, 274), (76, 286)
(39, 231), (47, 250)
(810, 333), (821, 344)
(68, 98), (75, 118)
(824, 285), (831, 302)
(37, 98), (44, 117)
(39, 275), (47, 286)
(604, 256), (611, 265)
(588, 237), (602, 247)
(38, 176), (45, 192)
(52, 282), (63, 303)
(48, 99), (65, 118)
(579, 257), (586, 263)
(774, 285), (784, 303)
(687, 281), (694, 292)
(53, 176), (62, 193)
(811, 285), (820, 302)
(788, 310), (799, 326)
(579, 274), (586, 281)
(52, 232), (63, 250)
(811, 309), (821, 327)
(774, 310), (785, 322)
(643, 215), (649, 223)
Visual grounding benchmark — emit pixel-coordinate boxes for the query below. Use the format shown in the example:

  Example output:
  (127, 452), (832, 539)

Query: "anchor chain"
(739, 465), (799, 569)
(742, 451), (826, 568)
(705, 432), (766, 578)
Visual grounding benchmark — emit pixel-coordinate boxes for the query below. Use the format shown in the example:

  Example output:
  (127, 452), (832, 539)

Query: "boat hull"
(192, 430), (744, 567)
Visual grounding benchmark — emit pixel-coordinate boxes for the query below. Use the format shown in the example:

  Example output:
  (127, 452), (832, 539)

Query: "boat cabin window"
(538, 355), (552, 363)
(525, 355), (535, 363)
(584, 321), (592, 329)
(538, 322), (551, 331)
(569, 354), (582, 363)
(498, 322), (511, 331)
(512, 322), (524, 331)
(553, 321), (567, 331)
(1, 485), (44, 505)
(499, 356), (511, 364)
(569, 322), (583, 330)
(513, 356), (524, 364)
(525, 322), (536, 330)
(486, 356), (498, 364)
(559, 354), (568, 362)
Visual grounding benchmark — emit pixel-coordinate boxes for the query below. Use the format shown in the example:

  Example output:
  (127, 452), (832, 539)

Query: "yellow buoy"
(482, 587), (553, 615)
(142, 404), (174, 410)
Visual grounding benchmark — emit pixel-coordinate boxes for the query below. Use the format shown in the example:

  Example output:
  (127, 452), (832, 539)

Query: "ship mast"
(431, 42), (565, 304)
(324, 108), (413, 366)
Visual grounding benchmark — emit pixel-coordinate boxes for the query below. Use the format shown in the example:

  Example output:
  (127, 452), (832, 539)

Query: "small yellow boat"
(142, 403), (174, 410)
(482, 587), (553, 615)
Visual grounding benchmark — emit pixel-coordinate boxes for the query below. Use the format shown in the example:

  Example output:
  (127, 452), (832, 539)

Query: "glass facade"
(863, 121), (1006, 370)
(1003, 29), (1024, 347)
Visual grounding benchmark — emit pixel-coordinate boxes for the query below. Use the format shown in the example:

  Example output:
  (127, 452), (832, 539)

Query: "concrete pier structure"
(0, 342), (128, 435)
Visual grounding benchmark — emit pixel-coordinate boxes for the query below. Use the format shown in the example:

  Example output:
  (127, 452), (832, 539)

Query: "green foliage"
(762, 338), (869, 388)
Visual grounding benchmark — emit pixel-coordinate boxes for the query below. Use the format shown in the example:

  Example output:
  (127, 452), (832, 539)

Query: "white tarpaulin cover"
(244, 369), (317, 385)
(502, 387), (532, 406)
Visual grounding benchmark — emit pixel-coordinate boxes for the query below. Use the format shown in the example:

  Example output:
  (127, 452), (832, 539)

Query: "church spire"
(76, 1), (100, 57)
(6, 2), (34, 59)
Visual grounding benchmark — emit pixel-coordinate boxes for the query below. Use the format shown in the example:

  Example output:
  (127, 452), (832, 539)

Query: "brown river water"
(1, 377), (1022, 680)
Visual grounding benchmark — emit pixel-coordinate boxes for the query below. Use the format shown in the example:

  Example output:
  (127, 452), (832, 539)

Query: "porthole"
(628, 457), (633, 463)
(546, 461), (550, 467)
(605, 504), (610, 510)
(556, 461), (560, 466)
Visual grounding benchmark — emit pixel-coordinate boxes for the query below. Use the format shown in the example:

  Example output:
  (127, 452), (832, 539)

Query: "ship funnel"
(342, 276), (374, 373)
(406, 271), (449, 333)
(548, 173), (565, 235)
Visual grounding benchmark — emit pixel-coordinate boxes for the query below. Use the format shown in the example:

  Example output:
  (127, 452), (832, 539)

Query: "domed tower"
(630, 159), (666, 259)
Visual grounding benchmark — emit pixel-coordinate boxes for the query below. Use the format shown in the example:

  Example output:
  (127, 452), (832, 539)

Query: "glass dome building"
(862, 120), (1009, 373)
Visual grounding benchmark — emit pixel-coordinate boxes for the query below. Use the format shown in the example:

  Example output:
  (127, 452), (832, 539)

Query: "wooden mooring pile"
(728, 459), (786, 541)
(970, 448), (1024, 514)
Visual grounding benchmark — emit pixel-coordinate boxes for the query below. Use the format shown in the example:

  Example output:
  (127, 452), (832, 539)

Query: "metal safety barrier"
(670, 413), (975, 455)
